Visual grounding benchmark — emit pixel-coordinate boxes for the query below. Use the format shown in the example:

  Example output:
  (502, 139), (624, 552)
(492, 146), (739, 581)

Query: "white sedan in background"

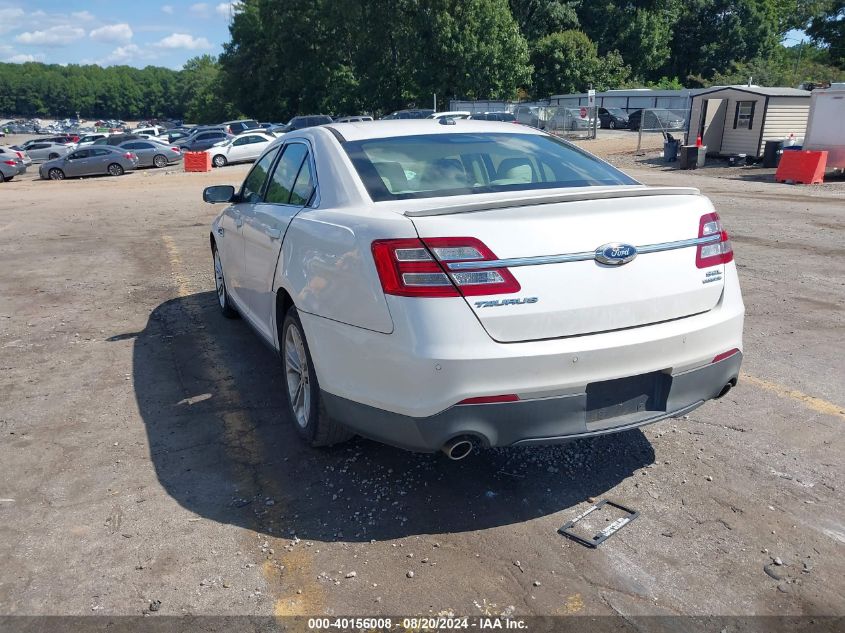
(206, 131), (276, 167)
(204, 120), (744, 459)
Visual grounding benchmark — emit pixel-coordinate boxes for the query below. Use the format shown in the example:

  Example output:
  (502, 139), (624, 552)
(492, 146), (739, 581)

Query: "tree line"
(1, 0), (843, 122)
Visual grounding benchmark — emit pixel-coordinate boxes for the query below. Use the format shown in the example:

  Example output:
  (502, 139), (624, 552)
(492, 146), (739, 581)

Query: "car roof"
(324, 118), (544, 142)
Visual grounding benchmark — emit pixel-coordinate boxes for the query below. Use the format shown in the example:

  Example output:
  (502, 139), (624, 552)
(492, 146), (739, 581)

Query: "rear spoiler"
(404, 186), (701, 217)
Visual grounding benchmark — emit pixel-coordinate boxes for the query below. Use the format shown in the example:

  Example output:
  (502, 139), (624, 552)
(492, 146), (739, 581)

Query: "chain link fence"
(634, 108), (688, 154)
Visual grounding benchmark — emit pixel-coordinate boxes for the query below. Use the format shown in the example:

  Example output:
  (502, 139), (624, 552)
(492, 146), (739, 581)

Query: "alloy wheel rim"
(213, 250), (225, 308)
(109, 165), (121, 176)
(284, 324), (310, 428)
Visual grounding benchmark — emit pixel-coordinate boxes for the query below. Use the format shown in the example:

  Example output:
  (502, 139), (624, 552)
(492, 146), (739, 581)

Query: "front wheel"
(212, 154), (227, 168)
(107, 163), (124, 176)
(281, 307), (354, 447)
(48, 168), (64, 180)
(609, 120), (617, 129)
(153, 154), (167, 168)
(213, 245), (238, 319)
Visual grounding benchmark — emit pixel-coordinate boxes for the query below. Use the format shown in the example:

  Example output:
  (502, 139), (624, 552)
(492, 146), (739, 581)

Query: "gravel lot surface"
(0, 133), (843, 620)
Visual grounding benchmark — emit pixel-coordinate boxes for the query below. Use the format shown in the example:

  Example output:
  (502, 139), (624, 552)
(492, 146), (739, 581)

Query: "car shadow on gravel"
(129, 292), (655, 542)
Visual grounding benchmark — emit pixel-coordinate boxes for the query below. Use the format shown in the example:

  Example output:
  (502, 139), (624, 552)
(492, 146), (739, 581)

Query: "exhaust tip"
(717, 379), (737, 399)
(442, 437), (475, 460)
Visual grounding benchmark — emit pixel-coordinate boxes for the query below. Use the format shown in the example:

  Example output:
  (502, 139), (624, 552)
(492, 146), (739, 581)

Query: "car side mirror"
(203, 185), (237, 204)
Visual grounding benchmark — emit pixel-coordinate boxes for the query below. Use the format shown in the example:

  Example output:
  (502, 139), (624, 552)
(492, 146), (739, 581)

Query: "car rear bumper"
(321, 352), (741, 452)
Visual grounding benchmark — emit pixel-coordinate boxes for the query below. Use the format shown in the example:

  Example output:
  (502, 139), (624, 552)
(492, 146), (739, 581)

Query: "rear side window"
(265, 144), (308, 205)
(344, 132), (637, 201)
(241, 147), (281, 203)
(289, 157), (314, 206)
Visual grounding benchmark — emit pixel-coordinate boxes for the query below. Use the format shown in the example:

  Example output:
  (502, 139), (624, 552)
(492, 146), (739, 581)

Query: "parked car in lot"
(332, 116), (374, 123)
(272, 115), (333, 135)
(0, 158), (20, 182)
(177, 130), (233, 152)
(0, 146), (32, 167)
(223, 119), (261, 135)
(39, 146), (137, 180)
(206, 132), (276, 167)
(117, 140), (183, 168)
(382, 109), (434, 120)
(91, 134), (141, 147)
(12, 140), (72, 162)
(158, 129), (193, 143)
(598, 107), (630, 129)
(203, 120), (744, 457)
(427, 111), (471, 121)
(73, 133), (109, 148)
(627, 108), (686, 131)
(469, 111), (517, 122)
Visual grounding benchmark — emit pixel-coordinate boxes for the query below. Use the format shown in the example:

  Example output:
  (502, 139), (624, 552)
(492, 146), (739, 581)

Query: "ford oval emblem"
(595, 242), (638, 266)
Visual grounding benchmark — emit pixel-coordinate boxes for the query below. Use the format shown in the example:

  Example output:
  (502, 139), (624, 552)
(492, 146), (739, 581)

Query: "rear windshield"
(344, 132), (637, 201)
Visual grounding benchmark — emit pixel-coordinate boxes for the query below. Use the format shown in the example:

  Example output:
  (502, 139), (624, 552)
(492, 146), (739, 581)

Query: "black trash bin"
(664, 139), (679, 162)
(680, 145), (706, 170)
(763, 140), (783, 168)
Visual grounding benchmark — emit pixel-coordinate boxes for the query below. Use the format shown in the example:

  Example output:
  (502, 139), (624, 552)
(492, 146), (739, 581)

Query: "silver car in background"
(39, 146), (138, 180)
(0, 156), (22, 182)
(117, 140), (183, 168)
(15, 141), (72, 162)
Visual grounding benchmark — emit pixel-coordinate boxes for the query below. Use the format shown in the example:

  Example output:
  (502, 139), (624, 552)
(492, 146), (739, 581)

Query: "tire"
(107, 163), (124, 176)
(212, 154), (227, 168)
(213, 245), (238, 319)
(0, 172), (5, 183)
(281, 306), (354, 447)
(153, 154), (167, 168)
(48, 168), (64, 180)
(48, 153), (59, 160)
(609, 120), (617, 129)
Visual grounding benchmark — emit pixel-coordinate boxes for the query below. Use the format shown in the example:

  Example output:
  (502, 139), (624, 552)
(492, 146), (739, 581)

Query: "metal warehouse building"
(688, 86), (812, 157)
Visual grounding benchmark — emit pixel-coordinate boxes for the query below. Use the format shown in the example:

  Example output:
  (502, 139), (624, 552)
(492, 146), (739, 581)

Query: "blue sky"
(0, 1), (239, 69)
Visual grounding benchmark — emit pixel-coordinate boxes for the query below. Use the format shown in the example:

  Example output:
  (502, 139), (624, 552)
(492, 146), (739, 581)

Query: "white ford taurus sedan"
(204, 120), (744, 459)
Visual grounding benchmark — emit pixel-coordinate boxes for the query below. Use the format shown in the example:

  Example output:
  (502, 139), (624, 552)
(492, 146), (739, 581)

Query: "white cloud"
(71, 11), (96, 22)
(215, 2), (242, 17)
(161, 5), (174, 14)
(189, 3), (211, 18)
(0, 8), (25, 34)
(15, 25), (86, 46)
(6, 53), (44, 63)
(100, 44), (158, 66)
(89, 23), (133, 44)
(157, 32), (211, 49)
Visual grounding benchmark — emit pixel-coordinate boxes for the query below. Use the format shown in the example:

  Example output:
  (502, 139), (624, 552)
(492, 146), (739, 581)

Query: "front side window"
(344, 132), (637, 202)
(233, 136), (251, 146)
(68, 150), (88, 160)
(240, 147), (281, 203)
(265, 144), (308, 205)
(734, 101), (755, 129)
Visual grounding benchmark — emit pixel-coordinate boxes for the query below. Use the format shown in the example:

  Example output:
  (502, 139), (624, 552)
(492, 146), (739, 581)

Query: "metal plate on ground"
(558, 499), (639, 548)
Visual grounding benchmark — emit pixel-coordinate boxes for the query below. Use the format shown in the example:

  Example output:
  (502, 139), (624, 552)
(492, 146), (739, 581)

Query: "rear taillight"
(712, 348), (740, 363)
(15, 151), (23, 158)
(696, 212), (733, 268)
(2, 160), (16, 166)
(371, 237), (520, 298)
(124, 152), (134, 159)
(170, 147), (179, 152)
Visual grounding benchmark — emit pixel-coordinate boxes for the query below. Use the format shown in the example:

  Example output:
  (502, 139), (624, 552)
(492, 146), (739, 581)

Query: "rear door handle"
(234, 215), (243, 228)
(267, 228), (281, 241)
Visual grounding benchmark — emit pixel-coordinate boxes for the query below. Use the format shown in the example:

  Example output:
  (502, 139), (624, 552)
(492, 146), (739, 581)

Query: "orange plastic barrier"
(775, 150), (828, 185)
(184, 151), (211, 173)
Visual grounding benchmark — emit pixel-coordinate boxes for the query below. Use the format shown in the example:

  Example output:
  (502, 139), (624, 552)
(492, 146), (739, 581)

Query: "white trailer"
(803, 86), (845, 170)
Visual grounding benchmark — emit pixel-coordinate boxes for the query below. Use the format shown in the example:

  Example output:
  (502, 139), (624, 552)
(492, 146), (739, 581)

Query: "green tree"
(806, 0), (845, 66)
(529, 30), (630, 96)
(508, 0), (580, 41)
(180, 55), (238, 123)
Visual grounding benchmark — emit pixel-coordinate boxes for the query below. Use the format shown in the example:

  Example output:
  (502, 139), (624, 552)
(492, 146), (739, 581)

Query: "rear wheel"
(153, 154), (167, 168)
(107, 163), (124, 176)
(48, 168), (64, 180)
(281, 306), (354, 447)
(0, 172), (5, 183)
(212, 154), (227, 168)
(213, 245), (238, 319)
